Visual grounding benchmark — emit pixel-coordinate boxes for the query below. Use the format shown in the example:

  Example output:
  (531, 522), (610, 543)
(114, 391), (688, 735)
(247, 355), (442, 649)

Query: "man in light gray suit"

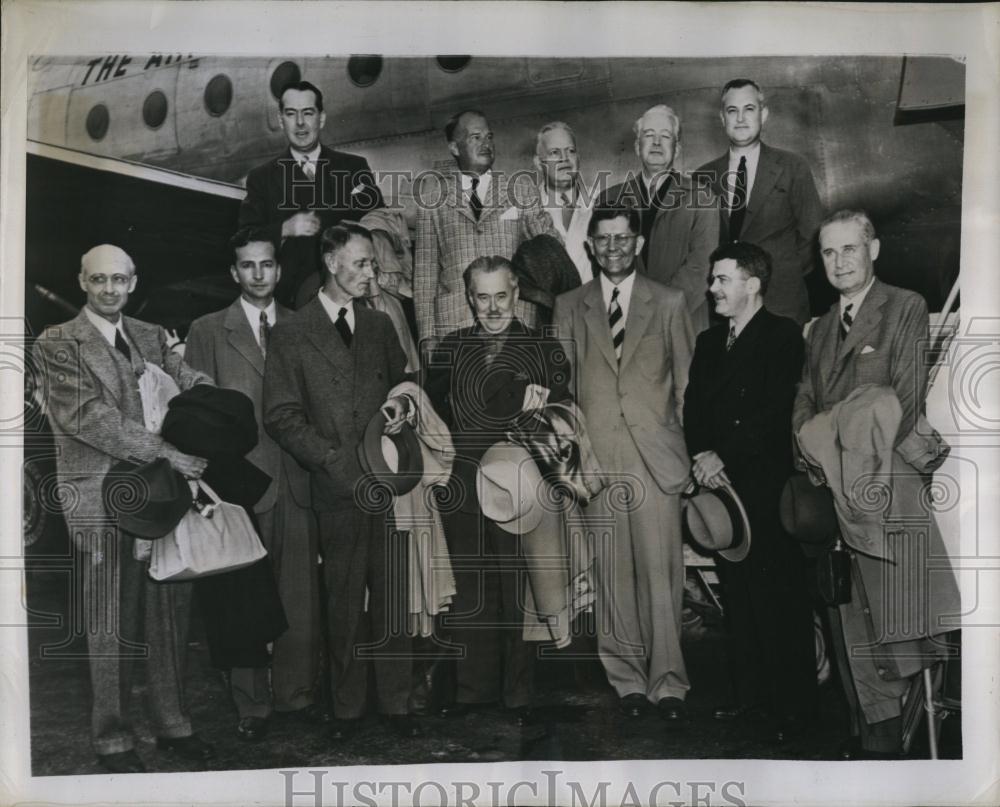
(553, 206), (695, 722)
(33, 244), (215, 773)
(185, 229), (319, 741)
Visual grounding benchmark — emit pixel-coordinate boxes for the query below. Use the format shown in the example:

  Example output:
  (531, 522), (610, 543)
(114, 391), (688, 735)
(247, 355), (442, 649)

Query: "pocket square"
(860, 345), (876, 354)
(499, 206), (520, 221)
(350, 183), (366, 196)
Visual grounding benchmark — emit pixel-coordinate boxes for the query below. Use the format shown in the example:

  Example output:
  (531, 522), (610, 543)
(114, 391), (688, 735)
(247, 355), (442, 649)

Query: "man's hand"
(691, 450), (730, 490)
(381, 395), (411, 435)
(281, 211), (321, 238)
(168, 451), (208, 480)
(522, 383), (551, 413)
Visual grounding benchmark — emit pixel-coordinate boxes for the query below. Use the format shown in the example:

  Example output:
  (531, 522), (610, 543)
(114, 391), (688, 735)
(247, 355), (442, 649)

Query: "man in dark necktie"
(698, 79), (825, 326)
(264, 222), (420, 741)
(682, 241), (815, 743)
(414, 109), (556, 352)
(239, 80), (384, 309)
(185, 228), (320, 740)
(599, 105), (718, 333)
(33, 245), (214, 772)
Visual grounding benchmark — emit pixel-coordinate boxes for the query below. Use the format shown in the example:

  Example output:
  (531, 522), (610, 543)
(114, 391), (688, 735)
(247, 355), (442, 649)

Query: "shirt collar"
(542, 184), (579, 207)
(600, 270), (636, 307)
(840, 276), (876, 317)
(239, 296), (276, 330)
(460, 170), (492, 194)
(83, 305), (125, 346)
(729, 141), (761, 163)
(317, 289), (354, 325)
(290, 145), (322, 165)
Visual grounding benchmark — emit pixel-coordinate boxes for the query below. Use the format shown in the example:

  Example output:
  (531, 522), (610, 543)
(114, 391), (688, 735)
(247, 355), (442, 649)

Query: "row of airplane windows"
(81, 56), (474, 142)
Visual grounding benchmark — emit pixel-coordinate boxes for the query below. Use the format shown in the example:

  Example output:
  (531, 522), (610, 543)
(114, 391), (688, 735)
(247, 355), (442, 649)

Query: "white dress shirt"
(84, 306), (130, 350)
(239, 296), (277, 347)
(460, 170), (492, 203)
(318, 290), (356, 333)
(542, 186), (593, 283)
(726, 142), (762, 207)
(840, 275), (876, 323)
(600, 270), (637, 325)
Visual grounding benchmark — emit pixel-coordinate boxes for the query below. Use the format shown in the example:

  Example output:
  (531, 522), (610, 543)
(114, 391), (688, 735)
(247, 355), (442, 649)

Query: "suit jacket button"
(733, 419), (741, 426)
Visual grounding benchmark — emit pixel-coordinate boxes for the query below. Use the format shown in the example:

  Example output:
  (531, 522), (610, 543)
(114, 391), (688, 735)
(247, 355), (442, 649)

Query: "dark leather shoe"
(279, 704), (331, 725)
(438, 702), (474, 719)
(657, 697), (688, 722)
(712, 703), (748, 721)
(619, 693), (647, 718)
(509, 705), (535, 726)
(97, 749), (145, 773)
(387, 714), (423, 738)
(328, 718), (359, 742)
(235, 715), (269, 742)
(156, 734), (216, 761)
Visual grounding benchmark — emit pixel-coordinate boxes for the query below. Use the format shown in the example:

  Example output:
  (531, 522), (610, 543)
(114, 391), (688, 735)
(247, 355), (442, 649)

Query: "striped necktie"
(726, 321), (737, 351)
(608, 286), (624, 364)
(841, 302), (854, 339)
(469, 177), (483, 220)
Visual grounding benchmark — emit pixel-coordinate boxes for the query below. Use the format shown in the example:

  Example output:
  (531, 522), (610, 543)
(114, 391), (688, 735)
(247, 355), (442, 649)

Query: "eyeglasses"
(590, 234), (638, 249)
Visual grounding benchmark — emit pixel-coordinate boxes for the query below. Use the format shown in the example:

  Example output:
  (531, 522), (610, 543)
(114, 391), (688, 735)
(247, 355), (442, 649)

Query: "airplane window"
(85, 104), (109, 141)
(143, 90), (168, 129)
(436, 56), (472, 73)
(204, 74), (233, 116)
(270, 61), (301, 100)
(347, 55), (383, 87)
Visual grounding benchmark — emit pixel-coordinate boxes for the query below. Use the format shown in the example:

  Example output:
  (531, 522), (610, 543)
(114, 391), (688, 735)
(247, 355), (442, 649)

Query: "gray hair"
(632, 104), (682, 142)
(535, 121), (576, 159)
(820, 209), (877, 243)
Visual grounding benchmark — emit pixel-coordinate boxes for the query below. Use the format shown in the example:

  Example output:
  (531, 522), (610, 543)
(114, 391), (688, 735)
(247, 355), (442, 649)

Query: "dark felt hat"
(357, 409), (424, 497)
(103, 457), (192, 539)
(682, 482), (752, 563)
(511, 234), (583, 309)
(162, 385), (259, 459)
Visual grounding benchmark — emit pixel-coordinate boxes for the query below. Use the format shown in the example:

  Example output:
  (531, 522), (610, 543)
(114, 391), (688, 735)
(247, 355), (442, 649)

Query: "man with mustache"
(600, 104), (718, 333)
(239, 80), (384, 309)
(264, 222), (420, 742)
(424, 255), (571, 723)
(414, 109), (556, 352)
(682, 241), (816, 742)
(33, 245), (215, 772)
(698, 79), (824, 326)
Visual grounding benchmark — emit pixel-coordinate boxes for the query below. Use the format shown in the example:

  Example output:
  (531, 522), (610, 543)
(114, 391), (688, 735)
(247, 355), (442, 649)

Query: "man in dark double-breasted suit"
(698, 79), (824, 326)
(424, 255), (571, 720)
(185, 229), (319, 740)
(263, 222), (420, 741)
(683, 241), (816, 741)
(239, 80), (384, 309)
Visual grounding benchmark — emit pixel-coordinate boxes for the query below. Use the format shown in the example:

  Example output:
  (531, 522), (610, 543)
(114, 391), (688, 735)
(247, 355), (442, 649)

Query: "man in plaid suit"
(414, 109), (556, 352)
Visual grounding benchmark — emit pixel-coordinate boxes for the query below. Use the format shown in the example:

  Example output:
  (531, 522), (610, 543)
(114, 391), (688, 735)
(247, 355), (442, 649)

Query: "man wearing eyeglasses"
(32, 245), (215, 773)
(239, 80), (385, 309)
(553, 206), (695, 722)
(599, 104), (718, 333)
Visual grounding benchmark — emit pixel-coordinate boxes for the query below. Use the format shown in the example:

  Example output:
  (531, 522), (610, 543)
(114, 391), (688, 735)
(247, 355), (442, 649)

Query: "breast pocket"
(854, 352), (886, 386)
(634, 333), (666, 380)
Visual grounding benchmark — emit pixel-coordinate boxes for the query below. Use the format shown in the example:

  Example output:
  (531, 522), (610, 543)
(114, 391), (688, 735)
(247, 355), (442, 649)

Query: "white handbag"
(148, 479), (267, 581)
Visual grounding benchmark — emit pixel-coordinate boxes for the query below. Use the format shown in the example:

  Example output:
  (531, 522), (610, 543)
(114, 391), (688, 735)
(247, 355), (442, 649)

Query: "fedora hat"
(102, 457), (192, 539)
(476, 442), (544, 535)
(682, 482), (751, 563)
(357, 409), (424, 497)
(779, 473), (839, 554)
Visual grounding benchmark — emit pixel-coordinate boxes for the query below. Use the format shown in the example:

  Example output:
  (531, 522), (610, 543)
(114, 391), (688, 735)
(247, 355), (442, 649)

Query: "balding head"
(79, 244), (137, 322)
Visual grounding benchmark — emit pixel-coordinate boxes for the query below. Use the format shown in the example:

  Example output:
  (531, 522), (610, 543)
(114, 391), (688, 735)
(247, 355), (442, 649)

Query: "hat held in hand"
(103, 457), (192, 539)
(476, 442), (544, 535)
(682, 481), (752, 563)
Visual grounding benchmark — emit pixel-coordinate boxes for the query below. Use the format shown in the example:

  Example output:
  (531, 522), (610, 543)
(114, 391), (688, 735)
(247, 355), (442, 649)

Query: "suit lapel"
(619, 276), (652, 372)
(582, 280), (619, 372)
(224, 299), (265, 376)
(477, 172), (504, 224)
(303, 298), (352, 381)
(447, 173), (478, 225)
(353, 306), (380, 387)
(837, 281), (887, 363)
(715, 309), (765, 392)
(71, 313), (125, 402)
(741, 144), (780, 234)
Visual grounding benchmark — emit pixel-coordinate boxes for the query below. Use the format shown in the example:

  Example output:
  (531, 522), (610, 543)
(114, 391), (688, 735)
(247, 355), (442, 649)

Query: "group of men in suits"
(36, 72), (955, 769)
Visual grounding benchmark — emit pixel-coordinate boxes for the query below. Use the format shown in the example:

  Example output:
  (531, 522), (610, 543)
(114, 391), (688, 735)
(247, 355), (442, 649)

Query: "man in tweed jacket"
(414, 109), (556, 352)
(32, 245), (214, 773)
